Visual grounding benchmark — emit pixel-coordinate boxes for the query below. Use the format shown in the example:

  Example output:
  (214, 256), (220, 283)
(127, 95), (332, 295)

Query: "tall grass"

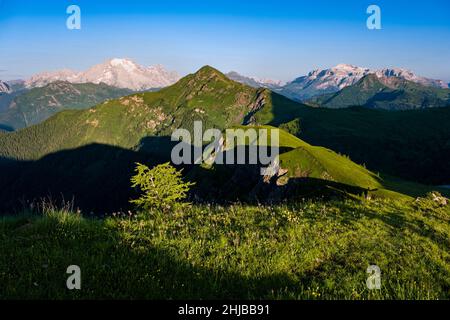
(1, 197), (449, 300)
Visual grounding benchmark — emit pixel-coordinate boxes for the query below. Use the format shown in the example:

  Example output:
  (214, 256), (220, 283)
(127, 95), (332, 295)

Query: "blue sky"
(1, 0), (450, 82)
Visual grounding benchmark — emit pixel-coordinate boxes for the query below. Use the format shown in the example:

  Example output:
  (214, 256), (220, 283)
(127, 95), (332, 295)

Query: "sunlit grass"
(1, 197), (449, 300)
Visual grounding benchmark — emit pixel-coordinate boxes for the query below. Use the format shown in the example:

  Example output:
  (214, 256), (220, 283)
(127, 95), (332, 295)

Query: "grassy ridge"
(1, 197), (449, 299)
(212, 126), (441, 200)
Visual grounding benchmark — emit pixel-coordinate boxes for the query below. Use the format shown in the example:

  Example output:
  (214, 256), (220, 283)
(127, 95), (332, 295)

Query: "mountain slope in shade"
(277, 64), (449, 101)
(25, 58), (180, 91)
(226, 71), (284, 89)
(308, 74), (450, 110)
(0, 81), (132, 130)
(5, 79), (26, 92)
(0, 81), (16, 116)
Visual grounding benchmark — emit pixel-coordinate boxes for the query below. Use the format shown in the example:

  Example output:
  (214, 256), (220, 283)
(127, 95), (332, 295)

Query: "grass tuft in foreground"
(1, 197), (449, 299)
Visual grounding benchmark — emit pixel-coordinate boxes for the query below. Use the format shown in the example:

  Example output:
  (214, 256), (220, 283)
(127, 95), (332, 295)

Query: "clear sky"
(1, 0), (450, 82)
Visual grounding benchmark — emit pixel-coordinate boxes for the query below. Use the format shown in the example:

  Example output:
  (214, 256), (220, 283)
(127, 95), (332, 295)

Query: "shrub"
(130, 162), (195, 213)
(279, 118), (301, 135)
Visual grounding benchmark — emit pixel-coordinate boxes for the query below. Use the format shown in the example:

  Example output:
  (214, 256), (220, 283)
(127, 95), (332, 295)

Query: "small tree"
(130, 162), (195, 213)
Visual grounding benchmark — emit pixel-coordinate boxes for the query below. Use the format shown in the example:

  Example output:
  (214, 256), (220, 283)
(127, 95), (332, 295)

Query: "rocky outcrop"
(0, 81), (11, 94)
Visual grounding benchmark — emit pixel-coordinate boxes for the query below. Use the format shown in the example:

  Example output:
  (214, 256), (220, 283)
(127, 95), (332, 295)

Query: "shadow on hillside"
(3, 215), (301, 299)
(4, 191), (449, 300)
(0, 142), (168, 215)
(265, 91), (307, 126)
(0, 123), (14, 132)
(267, 93), (450, 186)
(365, 91), (403, 108)
(0, 135), (216, 215)
(0, 135), (369, 215)
(265, 177), (374, 201)
(0, 132), (442, 216)
(187, 161), (373, 204)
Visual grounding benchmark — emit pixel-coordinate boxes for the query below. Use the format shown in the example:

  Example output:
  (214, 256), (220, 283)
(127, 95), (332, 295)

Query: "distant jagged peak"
(226, 71), (284, 89)
(375, 67), (448, 88)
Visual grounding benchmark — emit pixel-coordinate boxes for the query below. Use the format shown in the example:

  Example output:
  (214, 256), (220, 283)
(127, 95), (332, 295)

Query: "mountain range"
(228, 64), (450, 110)
(1, 59), (449, 134)
(8, 59), (450, 102)
(276, 64), (449, 102)
(25, 58), (180, 91)
(0, 66), (405, 212)
(1, 66), (449, 212)
(307, 74), (450, 110)
(17, 59), (449, 100)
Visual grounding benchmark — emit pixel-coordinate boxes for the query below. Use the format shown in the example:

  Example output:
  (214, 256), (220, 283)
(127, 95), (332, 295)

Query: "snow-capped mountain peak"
(278, 64), (449, 101)
(279, 64), (372, 100)
(26, 69), (79, 88)
(108, 58), (138, 68)
(333, 63), (370, 73)
(375, 67), (448, 88)
(25, 58), (181, 91)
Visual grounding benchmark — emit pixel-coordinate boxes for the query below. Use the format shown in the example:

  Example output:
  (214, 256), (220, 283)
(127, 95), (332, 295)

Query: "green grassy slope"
(233, 126), (380, 189)
(190, 126), (443, 202)
(1, 197), (449, 299)
(0, 81), (132, 130)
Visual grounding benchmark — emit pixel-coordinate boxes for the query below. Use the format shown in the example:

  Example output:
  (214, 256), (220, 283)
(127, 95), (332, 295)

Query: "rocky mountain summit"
(25, 58), (180, 91)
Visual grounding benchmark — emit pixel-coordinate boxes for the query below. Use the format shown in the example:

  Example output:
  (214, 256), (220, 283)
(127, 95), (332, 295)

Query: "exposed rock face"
(416, 192), (448, 207)
(243, 89), (267, 125)
(429, 192), (448, 206)
(277, 64), (371, 101)
(25, 58), (180, 91)
(375, 68), (448, 89)
(0, 81), (11, 94)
